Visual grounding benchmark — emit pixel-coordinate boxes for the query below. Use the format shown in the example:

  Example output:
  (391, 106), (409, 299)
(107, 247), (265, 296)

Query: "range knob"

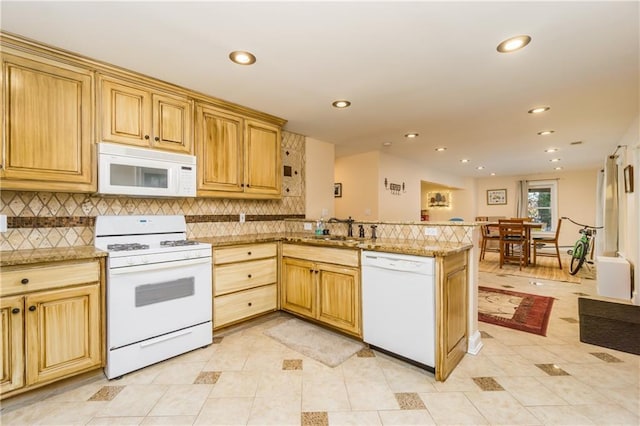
(126, 257), (135, 265)
(141, 256), (149, 264)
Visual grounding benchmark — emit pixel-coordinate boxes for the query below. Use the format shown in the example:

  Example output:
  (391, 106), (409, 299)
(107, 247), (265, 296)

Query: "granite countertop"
(0, 246), (108, 267)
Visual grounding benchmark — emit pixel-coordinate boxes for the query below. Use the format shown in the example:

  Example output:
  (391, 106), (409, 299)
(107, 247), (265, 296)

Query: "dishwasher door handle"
(363, 263), (430, 274)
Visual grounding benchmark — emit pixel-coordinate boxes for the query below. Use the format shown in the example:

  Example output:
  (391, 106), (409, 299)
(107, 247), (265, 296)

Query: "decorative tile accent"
(282, 359), (303, 370)
(356, 348), (376, 358)
(590, 352), (623, 363)
(194, 371), (221, 384)
(472, 377), (504, 391)
(480, 331), (493, 338)
(88, 385), (125, 401)
(301, 411), (329, 426)
(395, 392), (427, 409)
(212, 336), (224, 344)
(535, 364), (570, 376)
(560, 317), (579, 323)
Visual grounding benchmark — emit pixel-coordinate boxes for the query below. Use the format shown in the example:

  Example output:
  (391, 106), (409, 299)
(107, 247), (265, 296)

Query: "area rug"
(478, 286), (555, 336)
(479, 252), (582, 284)
(263, 318), (364, 367)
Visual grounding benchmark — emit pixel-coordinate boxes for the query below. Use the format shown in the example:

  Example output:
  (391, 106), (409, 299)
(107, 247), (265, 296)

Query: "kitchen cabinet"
(99, 75), (193, 154)
(0, 259), (104, 399)
(195, 102), (282, 199)
(0, 48), (95, 192)
(281, 244), (361, 337)
(212, 243), (278, 329)
(435, 251), (468, 381)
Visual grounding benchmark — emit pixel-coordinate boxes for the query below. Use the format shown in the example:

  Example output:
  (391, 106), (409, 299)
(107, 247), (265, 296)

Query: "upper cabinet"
(195, 102), (282, 199)
(0, 48), (96, 192)
(98, 75), (193, 154)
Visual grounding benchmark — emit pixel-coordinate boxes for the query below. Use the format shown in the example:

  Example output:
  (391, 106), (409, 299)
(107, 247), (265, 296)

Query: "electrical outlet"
(303, 222), (313, 231)
(424, 227), (438, 236)
(321, 208), (328, 217)
(239, 212), (245, 223)
(0, 215), (6, 233)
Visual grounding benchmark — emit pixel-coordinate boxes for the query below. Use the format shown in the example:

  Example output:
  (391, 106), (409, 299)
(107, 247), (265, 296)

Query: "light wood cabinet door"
(0, 52), (95, 192)
(436, 252), (468, 381)
(317, 263), (361, 336)
(195, 103), (243, 194)
(24, 284), (101, 386)
(214, 284), (277, 328)
(100, 76), (193, 153)
(281, 257), (316, 318)
(244, 119), (281, 196)
(0, 295), (24, 394)
(152, 92), (192, 154)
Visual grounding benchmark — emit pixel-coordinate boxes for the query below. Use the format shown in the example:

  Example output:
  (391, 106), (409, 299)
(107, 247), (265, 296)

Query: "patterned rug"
(478, 252), (593, 283)
(478, 286), (555, 336)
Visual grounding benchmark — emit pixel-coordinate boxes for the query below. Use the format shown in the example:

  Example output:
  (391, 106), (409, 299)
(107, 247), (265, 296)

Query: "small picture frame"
(334, 182), (342, 198)
(487, 188), (507, 205)
(624, 165), (634, 193)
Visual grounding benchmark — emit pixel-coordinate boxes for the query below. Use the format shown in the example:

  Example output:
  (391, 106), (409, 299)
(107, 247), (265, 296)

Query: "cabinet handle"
(248, 302), (252, 307)
(11, 308), (20, 314)
(247, 251), (252, 255)
(144, 135), (150, 140)
(28, 306), (36, 312)
(21, 278), (29, 285)
(309, 269), (314, 273)
(248, 274), (252, 278)
(315, 270), (319, 274)
(154, 136), (160, 141)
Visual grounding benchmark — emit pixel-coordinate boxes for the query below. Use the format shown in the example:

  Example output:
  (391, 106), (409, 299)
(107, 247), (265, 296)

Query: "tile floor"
(1, 271), (638, 425)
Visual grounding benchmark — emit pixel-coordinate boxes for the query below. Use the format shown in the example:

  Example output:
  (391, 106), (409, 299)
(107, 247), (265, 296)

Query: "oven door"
(107, 257), (212, 349)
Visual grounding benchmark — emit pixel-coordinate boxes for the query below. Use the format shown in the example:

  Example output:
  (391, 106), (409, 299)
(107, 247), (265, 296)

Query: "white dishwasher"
(361, 250), (436, 370)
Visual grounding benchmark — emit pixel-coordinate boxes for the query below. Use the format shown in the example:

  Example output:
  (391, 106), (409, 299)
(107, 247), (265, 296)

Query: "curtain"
(595, 169), (605, 257)
(602, 156), (619, 256)
(515, 180), (529, 218)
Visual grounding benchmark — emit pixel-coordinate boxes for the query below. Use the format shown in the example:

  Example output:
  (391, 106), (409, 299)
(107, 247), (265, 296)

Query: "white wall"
(335, 151), (379, 221)
(305, 137), (335, 219)
(421, 179), (477, 222)
(476, 170), (598, 247)
(378, 152), (422, 222)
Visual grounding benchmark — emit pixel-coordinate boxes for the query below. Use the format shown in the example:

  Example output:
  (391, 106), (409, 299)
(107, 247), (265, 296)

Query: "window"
(527, 180), (558, 231)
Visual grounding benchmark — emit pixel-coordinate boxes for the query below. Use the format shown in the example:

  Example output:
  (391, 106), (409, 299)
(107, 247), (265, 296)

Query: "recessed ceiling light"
(550, 158), (561, 162)
(404, 133), (419, 138)
(229, 50), (256, 65)
(490, 172), (496, 176)
(332, 100), (351, 108)
(382, 141), (392, 147)
(435, 147), (447, 152)
(460, 159), (470, 163)
(476, 166), (485, 170)
(554, 167), (563, 170)
(528, 106), (550, 114)
(496, 35), (532, 53)
(538, 130), (555, 136)
(545, 148), (559, 153)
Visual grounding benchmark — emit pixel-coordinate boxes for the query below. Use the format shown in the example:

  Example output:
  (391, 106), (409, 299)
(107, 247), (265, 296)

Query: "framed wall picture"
(487, 188), (507, 205)
(624, 165), (634, 193)
(334, 182), (342, 198)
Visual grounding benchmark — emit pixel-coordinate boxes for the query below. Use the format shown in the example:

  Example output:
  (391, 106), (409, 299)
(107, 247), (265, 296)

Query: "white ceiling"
(1, 1), (638, 178)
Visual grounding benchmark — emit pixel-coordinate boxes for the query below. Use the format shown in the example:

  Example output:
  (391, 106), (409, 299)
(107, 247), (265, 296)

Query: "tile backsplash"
(0, 132), (305, 251)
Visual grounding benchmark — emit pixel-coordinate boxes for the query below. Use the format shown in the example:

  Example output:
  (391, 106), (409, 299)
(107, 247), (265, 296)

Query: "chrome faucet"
(328, 216), (355, 237)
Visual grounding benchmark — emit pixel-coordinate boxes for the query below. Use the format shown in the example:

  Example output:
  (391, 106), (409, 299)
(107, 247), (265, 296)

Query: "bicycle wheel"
(569, 240), (587, 275)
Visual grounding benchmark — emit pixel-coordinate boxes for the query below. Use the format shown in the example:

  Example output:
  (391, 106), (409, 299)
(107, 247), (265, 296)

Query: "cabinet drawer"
(282, 244), (359, 267)
(213, 243), (277, 264)
(214, 284), (277, 328)
(0, 261), (100, 297)
(214, 258), (277, 296)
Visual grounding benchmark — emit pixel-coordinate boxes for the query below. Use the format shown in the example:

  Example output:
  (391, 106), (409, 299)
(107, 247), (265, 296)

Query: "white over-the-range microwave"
(97, 142), (196, 197)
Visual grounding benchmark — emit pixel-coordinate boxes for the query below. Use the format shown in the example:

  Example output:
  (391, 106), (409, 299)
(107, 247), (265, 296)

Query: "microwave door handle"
(109, 257), (210, 275)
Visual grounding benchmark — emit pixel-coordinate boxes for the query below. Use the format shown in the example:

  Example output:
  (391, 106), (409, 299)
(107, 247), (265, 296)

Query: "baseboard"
(467, 330), (484, 355)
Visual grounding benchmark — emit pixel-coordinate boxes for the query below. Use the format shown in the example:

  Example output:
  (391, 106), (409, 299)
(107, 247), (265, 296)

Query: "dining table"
(483, 221), (544, 266)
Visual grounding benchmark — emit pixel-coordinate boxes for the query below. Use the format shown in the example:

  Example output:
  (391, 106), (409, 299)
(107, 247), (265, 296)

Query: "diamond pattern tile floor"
(1, 272), (638, 425)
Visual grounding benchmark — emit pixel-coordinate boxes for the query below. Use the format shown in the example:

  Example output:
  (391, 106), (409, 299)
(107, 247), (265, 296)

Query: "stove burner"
(160, 240), (200, 247)
(107, 243), (150, 252)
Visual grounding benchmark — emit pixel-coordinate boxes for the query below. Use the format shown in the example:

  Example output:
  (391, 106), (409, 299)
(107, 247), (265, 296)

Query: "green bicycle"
(563, 216), (603, 275)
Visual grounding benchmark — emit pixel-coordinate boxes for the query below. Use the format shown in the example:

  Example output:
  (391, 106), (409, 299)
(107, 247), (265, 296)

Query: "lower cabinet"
(0, 259), (104, 398)
(281, 244), (361, 337)
(212, 243), (278, 329)
(436, 251), (468, 381)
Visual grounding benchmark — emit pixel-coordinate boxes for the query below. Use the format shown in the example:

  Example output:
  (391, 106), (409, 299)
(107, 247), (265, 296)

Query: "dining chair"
(499, 221), (528, 270)
(532, 218), (563, 269)
(479, 223), (500, 260)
